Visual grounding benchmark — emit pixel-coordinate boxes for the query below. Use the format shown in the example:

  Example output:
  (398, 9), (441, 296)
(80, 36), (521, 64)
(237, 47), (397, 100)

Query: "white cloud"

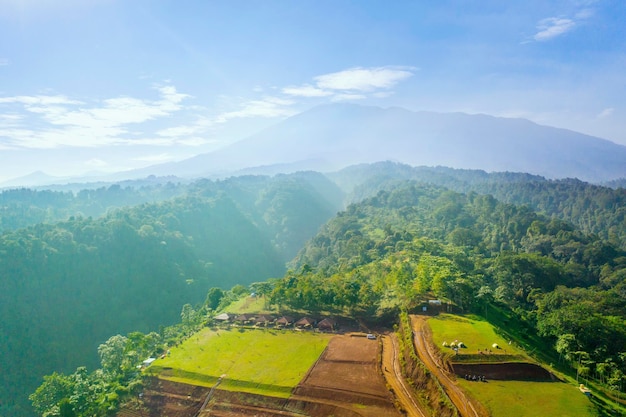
(0, 85), (190, 149)
(0, 95), (82, 106)
(575, 8), (594, 19)
(0, 59), (9, 66)
(331, 93), (367, 102)
(597, 108), (614, 119)
(533, 17), (576, 41)
(314, 67), (414, 92)
(531, 5), (595, 42)
(215, 96), (296, 123)
(282, 84), (332, 97)
(157, 116), (214, 138)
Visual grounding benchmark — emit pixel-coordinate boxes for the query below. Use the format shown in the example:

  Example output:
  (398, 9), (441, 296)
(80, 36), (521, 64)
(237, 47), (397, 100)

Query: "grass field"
(148, 327), (331, 398)
(428, 314), (526, 360)
(226, 295), (272, 314)
(458, 379), (598, 417)
(429, 314), (599, 416)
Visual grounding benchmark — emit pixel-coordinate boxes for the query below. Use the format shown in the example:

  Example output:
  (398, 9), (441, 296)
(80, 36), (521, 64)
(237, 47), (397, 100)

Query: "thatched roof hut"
(295, 317), (316, 328)
(317, 318), (337, 332)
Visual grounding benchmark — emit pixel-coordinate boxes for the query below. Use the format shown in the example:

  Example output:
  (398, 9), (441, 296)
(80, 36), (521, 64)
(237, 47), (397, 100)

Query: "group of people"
(464, 374), (486, 382)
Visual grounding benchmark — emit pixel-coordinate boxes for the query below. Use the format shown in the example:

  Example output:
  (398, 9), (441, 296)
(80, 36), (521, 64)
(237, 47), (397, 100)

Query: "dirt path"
(381, 334), (429, 417)
(410, 315), (489, 417)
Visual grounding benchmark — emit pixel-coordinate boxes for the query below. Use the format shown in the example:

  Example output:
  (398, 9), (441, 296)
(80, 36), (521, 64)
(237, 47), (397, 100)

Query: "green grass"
(428, 314), (526, 361)
(458, 379), (598, 417)
(225, 295), (274, 314)
(148, 327), (330, 398)
(429, 314), (600, 416)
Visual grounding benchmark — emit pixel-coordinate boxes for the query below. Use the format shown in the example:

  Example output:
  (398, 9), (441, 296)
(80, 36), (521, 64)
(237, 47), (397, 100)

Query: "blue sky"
(0, 0), (624, 182)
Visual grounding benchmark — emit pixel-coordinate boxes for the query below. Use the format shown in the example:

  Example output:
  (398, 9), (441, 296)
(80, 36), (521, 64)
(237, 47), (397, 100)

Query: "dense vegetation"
(268, 183), (626, 401)
(5, 163), (626, 416)
(331, 162), (626, 249)
(0, 179), (187, 232)
(0, 172), (343, 417)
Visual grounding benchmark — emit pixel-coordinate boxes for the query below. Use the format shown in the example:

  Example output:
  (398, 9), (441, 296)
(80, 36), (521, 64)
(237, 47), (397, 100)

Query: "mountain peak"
(130, 104), (626, 182)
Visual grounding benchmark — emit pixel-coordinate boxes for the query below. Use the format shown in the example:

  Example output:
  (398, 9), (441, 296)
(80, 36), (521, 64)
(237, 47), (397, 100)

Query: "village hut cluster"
(212, 313), (338, 332)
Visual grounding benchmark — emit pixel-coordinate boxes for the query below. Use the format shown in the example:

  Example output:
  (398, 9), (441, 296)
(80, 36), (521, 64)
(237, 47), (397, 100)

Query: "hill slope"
(136, 104), (626, 182)
(0, 173), (343, 417)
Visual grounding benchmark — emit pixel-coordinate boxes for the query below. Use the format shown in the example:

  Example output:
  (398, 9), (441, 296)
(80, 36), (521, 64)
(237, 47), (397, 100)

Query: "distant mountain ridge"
(130, 103), (626, 183)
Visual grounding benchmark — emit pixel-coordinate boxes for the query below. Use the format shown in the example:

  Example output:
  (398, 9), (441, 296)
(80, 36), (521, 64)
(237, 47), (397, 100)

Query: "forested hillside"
(6, 164), (626, 416)
(0, 181), (186, 232)
(330, 162), (626, 249)
(272, 183), (626, 395)
(0, 172), (343, 417)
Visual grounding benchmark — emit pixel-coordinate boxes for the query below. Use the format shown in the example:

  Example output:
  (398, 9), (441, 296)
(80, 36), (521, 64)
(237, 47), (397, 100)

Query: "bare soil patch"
(452, 362), (557, 381)
(300, 334), (382, 397)
(293, 334), (401, 415)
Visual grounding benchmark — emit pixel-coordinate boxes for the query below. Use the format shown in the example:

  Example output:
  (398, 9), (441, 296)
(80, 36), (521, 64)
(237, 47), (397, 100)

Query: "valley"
(3, 2), (626, 416)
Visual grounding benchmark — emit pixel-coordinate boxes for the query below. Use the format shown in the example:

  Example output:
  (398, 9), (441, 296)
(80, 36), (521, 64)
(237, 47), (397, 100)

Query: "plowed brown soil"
(292, 334), (402, 416)
(117, 333), (402, 417)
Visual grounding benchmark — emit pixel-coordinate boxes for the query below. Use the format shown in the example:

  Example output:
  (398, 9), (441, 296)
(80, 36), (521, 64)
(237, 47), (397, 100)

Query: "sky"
(0, 0), (625, 183)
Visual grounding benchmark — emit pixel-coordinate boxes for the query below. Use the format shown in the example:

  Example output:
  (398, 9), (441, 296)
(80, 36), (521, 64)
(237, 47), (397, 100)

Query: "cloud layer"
(283, 66), (415, 100)
(0, 66), (415, 157)
(0, 86), (190, 149)
(531, 7), (594, 41)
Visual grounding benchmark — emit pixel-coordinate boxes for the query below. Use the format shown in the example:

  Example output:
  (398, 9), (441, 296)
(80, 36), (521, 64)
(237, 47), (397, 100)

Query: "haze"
(1, 0), (625, 182)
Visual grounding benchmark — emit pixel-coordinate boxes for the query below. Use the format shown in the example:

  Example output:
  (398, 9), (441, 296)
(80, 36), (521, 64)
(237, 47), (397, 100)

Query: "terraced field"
(148, 327), (331, 398)
(137, 327), (401, 417)
(424, 314), (598, 417)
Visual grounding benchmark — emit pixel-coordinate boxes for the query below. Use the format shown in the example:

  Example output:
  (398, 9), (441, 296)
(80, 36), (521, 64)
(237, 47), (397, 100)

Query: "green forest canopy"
(2, 164), (626, 416)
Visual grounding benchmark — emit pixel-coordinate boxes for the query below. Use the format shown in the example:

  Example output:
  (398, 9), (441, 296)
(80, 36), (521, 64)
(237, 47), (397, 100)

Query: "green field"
(459, 379), (597, 417)
(428, 314), (526, 360)
(428, 314), (598, 416)
(148, 327), (331, 397)
(226, 295), (272, 314)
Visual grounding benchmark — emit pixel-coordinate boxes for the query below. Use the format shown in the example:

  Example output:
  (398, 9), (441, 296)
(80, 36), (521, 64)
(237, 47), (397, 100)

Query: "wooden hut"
(254, 314), (275, 327)
(317, 318), (337, 332)
(295, 317), (316, 329)
(234, 314), (256, 325)
(275, 316), (294, 328)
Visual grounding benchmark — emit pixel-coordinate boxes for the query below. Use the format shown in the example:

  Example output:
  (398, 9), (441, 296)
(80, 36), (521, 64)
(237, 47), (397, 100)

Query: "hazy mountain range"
(5, 103), (626, 187)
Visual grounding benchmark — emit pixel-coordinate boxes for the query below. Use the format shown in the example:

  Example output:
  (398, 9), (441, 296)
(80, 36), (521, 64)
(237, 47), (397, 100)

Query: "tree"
(180, 303), (198, 328)
(555, 333), (578, 363)
(98, 335), (128, 375)
(29, 372), (74, 416)
(205, 287), (224, 310)
(59, 398), (76, 417)
(476, 285), (493, 318)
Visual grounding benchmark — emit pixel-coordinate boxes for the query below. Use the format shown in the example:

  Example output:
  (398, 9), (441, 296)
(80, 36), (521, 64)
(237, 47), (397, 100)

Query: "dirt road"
(410, 315), (489, 417)
(381, 334), (429, 417)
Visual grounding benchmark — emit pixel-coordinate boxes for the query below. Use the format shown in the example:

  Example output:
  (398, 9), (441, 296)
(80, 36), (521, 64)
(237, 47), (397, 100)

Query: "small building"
(317, 318), (337, 332)
(142, 357), (156, 367)
(214, 313), (234, 322)
(275, 316), (295, 328)
(254, 314), (275, 327)
(295, 317), (316, 329)
(234, 314), (256, 325)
